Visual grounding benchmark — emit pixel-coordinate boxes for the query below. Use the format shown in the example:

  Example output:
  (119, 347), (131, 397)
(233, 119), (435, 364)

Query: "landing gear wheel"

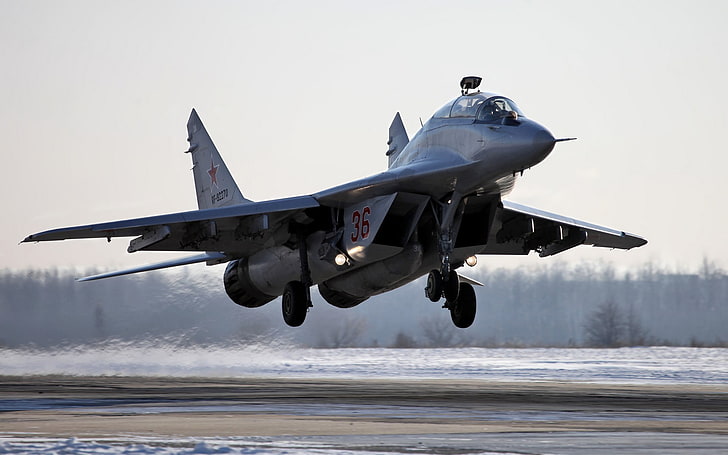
(443, 270), (459, 302)
(282, 281), (308, 327)
(425, 270), (443, 302)
(449, 282), (476, 328)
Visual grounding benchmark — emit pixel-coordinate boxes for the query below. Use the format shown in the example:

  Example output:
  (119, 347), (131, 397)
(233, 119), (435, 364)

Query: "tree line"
(0, 259), (726, 349)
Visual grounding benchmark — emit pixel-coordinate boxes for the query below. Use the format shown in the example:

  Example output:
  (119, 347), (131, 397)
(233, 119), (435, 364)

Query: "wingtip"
(622, 231), (648, 249)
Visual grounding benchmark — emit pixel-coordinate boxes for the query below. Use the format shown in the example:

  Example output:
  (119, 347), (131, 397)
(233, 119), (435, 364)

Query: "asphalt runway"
(1, 375), (727, 454)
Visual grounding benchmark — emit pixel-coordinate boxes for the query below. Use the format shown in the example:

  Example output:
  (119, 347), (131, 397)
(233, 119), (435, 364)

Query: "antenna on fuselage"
(460, 76), (482, 95)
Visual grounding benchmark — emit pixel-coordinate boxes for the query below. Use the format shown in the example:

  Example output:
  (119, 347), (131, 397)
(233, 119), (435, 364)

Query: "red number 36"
(350, 206), (371, 242)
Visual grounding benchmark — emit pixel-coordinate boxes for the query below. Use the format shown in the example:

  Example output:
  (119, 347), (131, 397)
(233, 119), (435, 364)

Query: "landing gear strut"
(443, 269), (459, 302)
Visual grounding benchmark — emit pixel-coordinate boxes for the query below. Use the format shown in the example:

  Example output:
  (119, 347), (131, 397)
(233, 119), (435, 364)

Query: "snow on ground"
(0, 436), (522, 455)
(0, 436), (515, 455)
(0, 343), (727, 384)
(2, 345), (726, 454)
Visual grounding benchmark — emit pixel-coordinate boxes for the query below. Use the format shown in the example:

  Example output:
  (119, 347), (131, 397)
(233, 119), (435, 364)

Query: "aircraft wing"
(23, 195), (320, 258)
(483, 200), (647, 257)
(21, 154), (470, 281)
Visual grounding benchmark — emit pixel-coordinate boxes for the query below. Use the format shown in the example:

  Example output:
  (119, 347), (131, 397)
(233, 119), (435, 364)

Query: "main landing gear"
(282, 231), (313, 327)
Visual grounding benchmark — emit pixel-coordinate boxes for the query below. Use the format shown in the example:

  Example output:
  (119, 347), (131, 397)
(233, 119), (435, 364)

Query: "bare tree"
(391, 331), (418, 348)
(584, 300), (625, 347)
(624, 303), (650, 346)
(419, 315), (459, 347)
(699, 257), (724, 280)
(318, 316), (367, 348)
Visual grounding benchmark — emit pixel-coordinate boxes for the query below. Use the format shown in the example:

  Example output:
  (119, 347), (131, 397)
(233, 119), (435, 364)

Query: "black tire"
(425, 270), (443, 302)
(443, 270), (459, 302)
(450, 282), (476, 328)
(282, 281), (308, 327)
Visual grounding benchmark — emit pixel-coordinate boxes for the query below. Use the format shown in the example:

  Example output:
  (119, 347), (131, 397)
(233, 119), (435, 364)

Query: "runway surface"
(1, 375), (727, 454)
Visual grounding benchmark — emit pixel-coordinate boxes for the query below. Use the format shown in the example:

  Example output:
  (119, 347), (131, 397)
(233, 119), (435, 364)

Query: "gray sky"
(3, 0), (727, 274)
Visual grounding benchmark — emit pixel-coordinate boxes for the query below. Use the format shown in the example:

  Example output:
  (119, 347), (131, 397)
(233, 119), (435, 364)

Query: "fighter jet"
(23, 77), (646, 328)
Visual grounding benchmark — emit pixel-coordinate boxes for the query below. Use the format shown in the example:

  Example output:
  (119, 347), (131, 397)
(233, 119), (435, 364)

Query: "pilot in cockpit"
(477, 98), (520, 124)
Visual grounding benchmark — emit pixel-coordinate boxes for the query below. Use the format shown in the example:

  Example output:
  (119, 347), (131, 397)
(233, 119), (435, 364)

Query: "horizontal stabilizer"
(77, 252), (227, 282)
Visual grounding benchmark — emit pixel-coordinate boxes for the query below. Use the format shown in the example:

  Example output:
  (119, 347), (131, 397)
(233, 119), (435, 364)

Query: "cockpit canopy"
(433, 93), (525, 124)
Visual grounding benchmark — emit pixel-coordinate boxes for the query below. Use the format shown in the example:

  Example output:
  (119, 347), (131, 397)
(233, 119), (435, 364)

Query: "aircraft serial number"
(211, 188), (228, 204)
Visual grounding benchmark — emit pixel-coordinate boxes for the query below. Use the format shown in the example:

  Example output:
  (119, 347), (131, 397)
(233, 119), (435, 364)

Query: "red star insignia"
(208, 158), (220, 188)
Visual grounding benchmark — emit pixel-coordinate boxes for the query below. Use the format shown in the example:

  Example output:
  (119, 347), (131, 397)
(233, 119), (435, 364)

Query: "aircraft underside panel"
(318, 241), (424, 308)
(221, 191), (431, 306)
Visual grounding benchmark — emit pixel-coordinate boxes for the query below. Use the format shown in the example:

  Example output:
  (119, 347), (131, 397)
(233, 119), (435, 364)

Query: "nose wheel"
(449, 282), (476, 328)
(425, 271), (477, 328)
(425, 269), (460, 302)
(425, 270), (443, 302)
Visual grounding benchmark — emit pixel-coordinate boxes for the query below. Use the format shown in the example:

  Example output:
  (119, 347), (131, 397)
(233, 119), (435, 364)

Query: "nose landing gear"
(424, 192), (477, 328)
(425, 269), (477, 328)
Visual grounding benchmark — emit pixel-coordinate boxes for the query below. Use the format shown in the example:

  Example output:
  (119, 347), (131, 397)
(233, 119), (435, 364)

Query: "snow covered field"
(0, 436), (522, 455)
(2, 345), (727, 454)
(1, 343), (727, 384)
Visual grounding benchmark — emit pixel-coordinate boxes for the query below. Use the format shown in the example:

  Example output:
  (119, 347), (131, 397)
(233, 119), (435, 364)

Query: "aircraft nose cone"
(530, 124), (556, 164)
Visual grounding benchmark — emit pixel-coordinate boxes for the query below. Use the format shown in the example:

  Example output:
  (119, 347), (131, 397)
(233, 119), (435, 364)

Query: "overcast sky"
(3, 0), (727, 275)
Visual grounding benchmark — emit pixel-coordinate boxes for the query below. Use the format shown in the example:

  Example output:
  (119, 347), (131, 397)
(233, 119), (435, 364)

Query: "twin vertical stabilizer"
(186, 109), (250, 209)
(386, 112), (409, 168)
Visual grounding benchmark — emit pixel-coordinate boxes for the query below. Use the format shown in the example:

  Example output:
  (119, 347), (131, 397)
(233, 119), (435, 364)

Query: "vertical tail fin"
(186, 109), (250, 209)
(385, 112), (409, 168)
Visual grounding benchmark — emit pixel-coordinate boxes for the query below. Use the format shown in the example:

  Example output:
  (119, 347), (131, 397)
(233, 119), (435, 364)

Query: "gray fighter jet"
(23, 77), (646, 328)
